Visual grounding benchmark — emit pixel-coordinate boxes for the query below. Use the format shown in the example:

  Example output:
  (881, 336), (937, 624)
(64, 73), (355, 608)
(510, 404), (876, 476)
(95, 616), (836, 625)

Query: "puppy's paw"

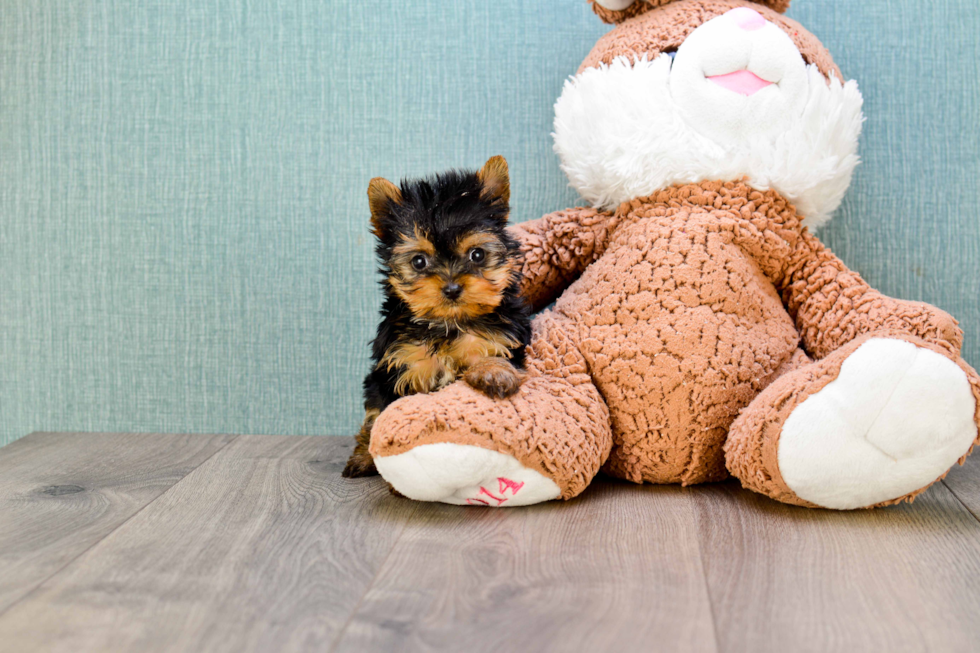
(342, 446), (379, 478)
(464, 358), (524, 399)
(344, 409), (380, 478)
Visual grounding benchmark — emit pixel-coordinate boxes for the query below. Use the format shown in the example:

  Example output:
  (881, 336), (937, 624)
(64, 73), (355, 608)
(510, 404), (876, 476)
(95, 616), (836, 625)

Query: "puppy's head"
(368, 156), (520, 324)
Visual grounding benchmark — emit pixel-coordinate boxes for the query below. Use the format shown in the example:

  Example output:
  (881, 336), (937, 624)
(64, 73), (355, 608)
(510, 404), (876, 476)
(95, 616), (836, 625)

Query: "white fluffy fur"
(553, 54), (864, 228)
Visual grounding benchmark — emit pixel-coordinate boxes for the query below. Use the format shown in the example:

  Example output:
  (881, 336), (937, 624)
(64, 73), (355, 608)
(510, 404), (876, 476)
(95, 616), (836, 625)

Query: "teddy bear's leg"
(725, 333), (980, 509)
(368, 311), (613, 506)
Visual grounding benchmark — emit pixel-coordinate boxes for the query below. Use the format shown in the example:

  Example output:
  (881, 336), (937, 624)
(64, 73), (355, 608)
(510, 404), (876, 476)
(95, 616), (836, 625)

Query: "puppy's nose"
(442, 282), (463, 301)
(727, 7), (766, 31)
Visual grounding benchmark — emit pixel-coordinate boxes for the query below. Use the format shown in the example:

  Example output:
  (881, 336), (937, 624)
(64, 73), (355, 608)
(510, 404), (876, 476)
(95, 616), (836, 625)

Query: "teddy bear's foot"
(727, 335), (979, 509)
(370, 310), (613, 506)
(375, 443), (561, 506)
(369, 376), (612, 506)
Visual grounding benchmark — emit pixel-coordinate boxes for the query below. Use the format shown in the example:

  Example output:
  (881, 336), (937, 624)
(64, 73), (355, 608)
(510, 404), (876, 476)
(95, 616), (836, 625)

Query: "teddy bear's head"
(554, 0), (864, 227)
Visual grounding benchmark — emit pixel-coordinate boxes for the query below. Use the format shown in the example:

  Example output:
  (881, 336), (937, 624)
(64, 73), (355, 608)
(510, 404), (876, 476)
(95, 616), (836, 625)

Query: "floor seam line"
(689, 491), (724, 653)
(0, 433), (242, 621)
(941, 478), (980, 524)
(327, 500), (420, 653)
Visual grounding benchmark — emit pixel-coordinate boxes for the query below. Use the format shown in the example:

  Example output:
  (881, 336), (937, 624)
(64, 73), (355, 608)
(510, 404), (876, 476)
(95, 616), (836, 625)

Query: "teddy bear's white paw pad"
(374, 443), (561, 507)
(778, 338), (976, 509)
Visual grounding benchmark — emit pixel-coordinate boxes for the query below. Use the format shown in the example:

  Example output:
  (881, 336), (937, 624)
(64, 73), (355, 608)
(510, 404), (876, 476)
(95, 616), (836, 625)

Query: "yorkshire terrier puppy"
(342, 156), (532, 478)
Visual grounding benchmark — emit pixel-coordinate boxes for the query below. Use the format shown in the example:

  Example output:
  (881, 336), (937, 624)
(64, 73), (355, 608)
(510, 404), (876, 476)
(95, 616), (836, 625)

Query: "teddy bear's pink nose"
(727, 7), (767, 31)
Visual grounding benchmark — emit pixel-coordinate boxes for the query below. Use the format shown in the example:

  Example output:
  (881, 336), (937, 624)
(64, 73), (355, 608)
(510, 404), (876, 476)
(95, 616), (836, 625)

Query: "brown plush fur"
(589, 0), (790, 25)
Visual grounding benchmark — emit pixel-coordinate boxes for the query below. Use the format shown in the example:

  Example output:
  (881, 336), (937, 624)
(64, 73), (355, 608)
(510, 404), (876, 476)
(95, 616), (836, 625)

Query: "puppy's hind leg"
(343, 408), (380, 478)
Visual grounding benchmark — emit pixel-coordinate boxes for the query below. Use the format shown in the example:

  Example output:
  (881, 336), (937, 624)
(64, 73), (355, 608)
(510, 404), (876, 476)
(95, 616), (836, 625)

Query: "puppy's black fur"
(343, 156), (532, 479)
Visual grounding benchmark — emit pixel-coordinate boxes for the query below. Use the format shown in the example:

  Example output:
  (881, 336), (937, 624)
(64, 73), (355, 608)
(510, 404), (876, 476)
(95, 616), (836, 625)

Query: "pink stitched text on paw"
(466, 498), (490, 506)
(479, 486), (506, 505)
(498, 477), (525, 495)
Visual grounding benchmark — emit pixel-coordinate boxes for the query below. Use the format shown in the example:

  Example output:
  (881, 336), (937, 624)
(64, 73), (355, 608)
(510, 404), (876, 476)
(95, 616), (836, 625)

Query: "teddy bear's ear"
(752, 0), (791, 13)
(367, 177), (403, 239)
(590, 0), (790, 25)
(477, 155), (510, 206)
(590, 0), (647, 25)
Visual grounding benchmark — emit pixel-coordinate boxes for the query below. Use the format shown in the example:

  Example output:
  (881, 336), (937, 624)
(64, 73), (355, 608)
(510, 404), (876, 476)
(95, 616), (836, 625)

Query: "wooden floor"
(1, 434), (980, 653)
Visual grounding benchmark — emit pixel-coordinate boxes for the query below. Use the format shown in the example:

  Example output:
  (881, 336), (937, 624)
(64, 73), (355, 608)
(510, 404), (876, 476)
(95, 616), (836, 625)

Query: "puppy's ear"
(367, 177), (402, 239)
(477, 155), (510, 206)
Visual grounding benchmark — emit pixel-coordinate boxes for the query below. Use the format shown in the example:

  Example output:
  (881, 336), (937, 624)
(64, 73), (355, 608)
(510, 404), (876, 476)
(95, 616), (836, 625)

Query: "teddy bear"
(365, 0), (980, 510)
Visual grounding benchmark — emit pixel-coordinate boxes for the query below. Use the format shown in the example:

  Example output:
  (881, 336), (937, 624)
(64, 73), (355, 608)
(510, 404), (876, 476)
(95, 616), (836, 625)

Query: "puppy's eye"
(410, 254), (428, 271)
(468, 248), (486, 264)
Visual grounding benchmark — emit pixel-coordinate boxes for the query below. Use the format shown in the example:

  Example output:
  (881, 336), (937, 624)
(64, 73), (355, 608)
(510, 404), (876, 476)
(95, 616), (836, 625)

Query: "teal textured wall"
(1, 1), (978, 446)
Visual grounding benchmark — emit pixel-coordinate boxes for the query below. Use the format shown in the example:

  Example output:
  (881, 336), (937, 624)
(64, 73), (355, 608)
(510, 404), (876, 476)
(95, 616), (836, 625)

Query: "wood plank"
(0, 435), (416, 653)
(943, 454), (980, 522)
(334, 477), (718, 653)
(692, 480), (980, 653)
(0, 431), (236, 613)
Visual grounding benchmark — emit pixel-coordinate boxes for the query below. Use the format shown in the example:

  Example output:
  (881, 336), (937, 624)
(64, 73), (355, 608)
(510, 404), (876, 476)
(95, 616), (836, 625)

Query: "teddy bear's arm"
(507, 207), (618, 311)
(780, 229), (963, 360)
